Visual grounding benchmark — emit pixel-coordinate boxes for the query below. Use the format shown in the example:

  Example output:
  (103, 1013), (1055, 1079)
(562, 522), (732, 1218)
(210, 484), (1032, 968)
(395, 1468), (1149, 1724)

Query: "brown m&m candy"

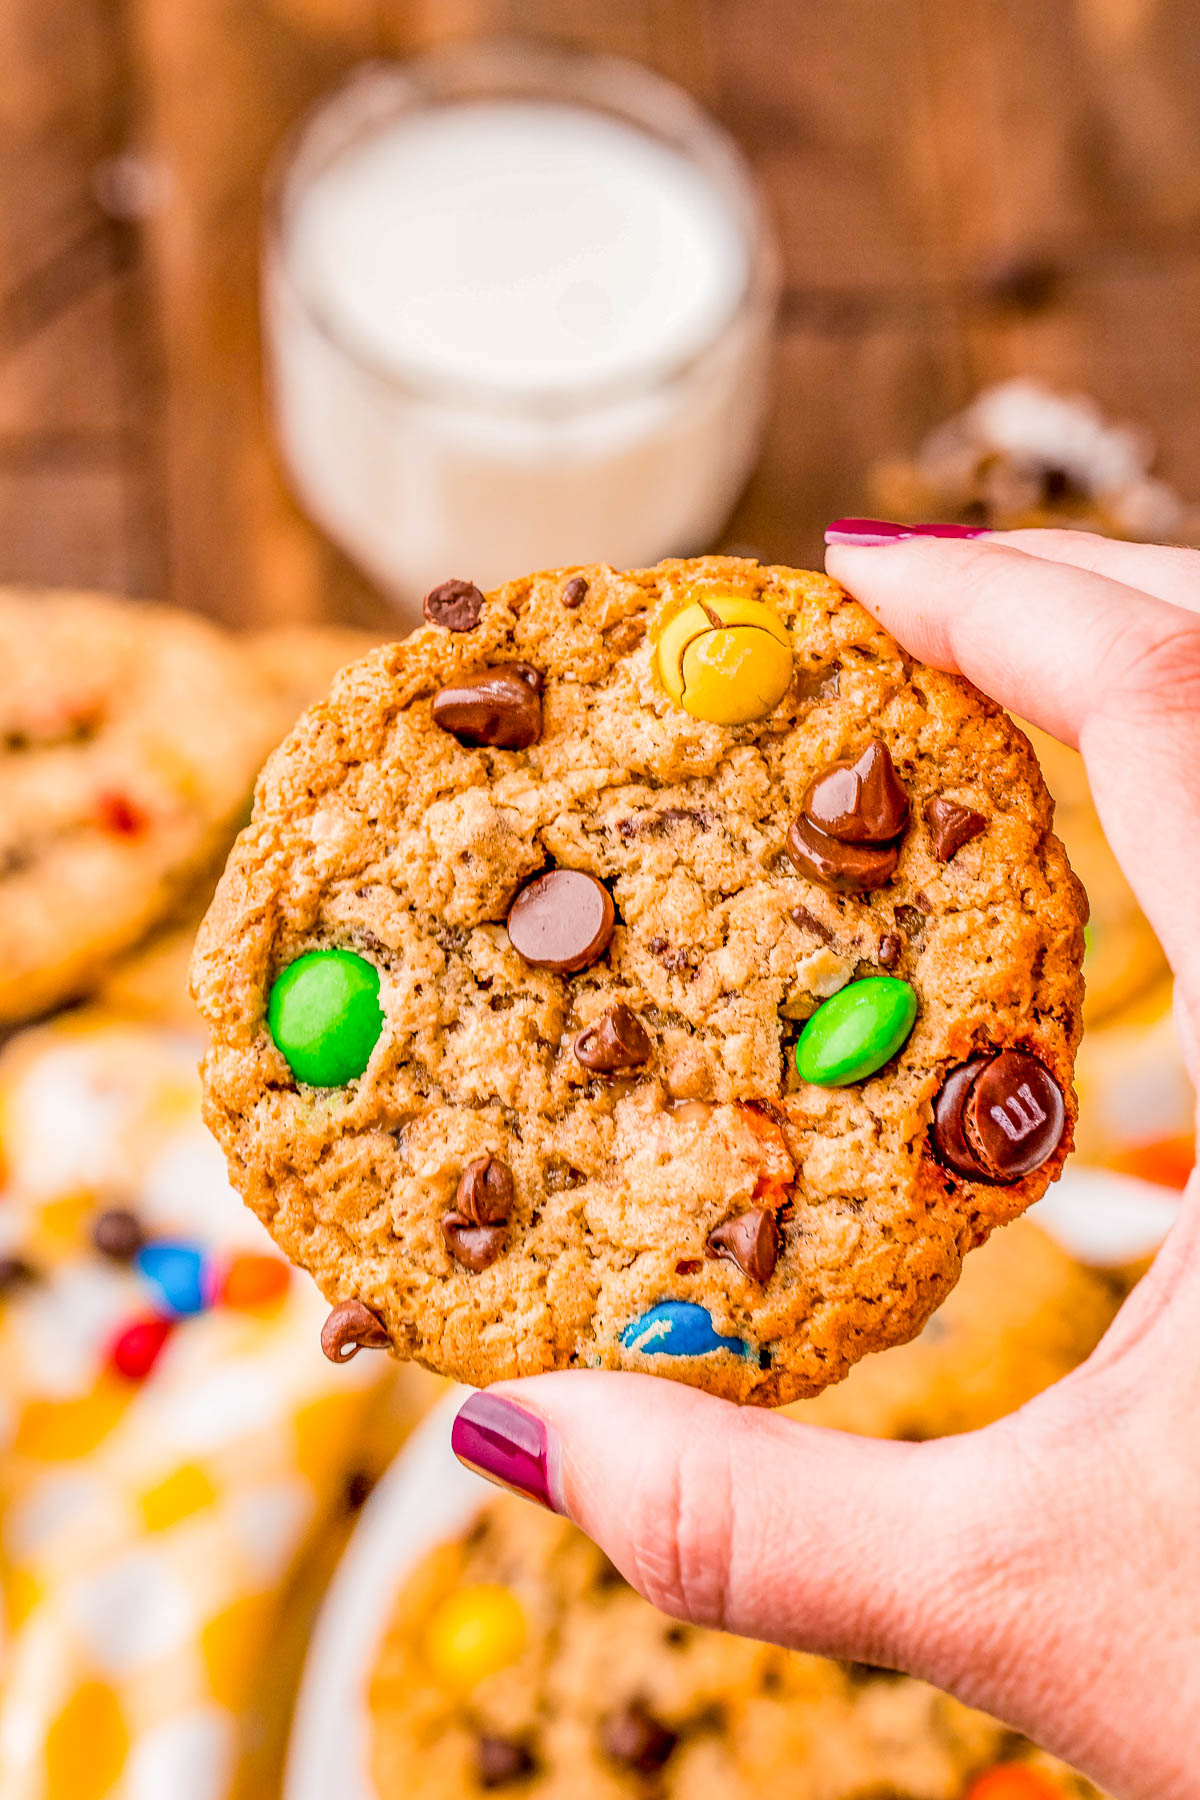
(932, 1049), (1066, 1182)
(432, 664), (543, 750)
(600, 1701), (677, 1775)
(706, 1207), (780, 1283)
(424, 578), (484, 632)
(320, 1297), (390, 1362)
(926, 795), (987, 862)
(507, 870), (615, 972)
(787, 741), (909, 893)
(574, 1003), (651, 1073)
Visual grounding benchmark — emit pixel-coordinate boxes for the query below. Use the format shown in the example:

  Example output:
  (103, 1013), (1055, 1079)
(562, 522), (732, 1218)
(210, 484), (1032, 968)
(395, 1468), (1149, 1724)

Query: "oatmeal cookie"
(0, 588), (282, 1026)
(368, 1493), (1103, 1799)
(193, 557), (1085, 1404)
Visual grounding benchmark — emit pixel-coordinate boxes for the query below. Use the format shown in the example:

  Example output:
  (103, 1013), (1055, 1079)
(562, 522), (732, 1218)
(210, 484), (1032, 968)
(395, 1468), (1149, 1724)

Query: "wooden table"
(6, 0), (1200, 628)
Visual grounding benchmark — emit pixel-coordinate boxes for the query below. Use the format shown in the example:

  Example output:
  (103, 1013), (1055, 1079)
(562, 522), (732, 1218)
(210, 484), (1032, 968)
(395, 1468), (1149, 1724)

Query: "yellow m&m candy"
(656, 596), (792, 726)
(426, 1582), (526, 1689)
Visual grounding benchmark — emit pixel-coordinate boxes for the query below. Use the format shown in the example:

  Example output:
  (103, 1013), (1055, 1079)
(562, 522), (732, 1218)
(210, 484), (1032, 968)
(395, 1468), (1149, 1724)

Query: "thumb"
(451, 1372), (1021, 1678)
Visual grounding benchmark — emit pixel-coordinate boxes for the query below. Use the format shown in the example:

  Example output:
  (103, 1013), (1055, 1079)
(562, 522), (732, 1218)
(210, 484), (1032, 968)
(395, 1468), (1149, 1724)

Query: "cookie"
(0, 588), (282, 1026)
(787, 1215), (1121, 1440)
(368, 1492), (1104, 1799)
(245, 622), (382, 728)
(193, 557), (1085, 1405)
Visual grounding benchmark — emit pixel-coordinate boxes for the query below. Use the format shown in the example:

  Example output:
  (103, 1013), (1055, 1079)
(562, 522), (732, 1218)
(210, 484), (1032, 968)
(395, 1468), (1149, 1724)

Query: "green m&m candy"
(795, 976), (918, 1088)
(267, 949), (384, 1087)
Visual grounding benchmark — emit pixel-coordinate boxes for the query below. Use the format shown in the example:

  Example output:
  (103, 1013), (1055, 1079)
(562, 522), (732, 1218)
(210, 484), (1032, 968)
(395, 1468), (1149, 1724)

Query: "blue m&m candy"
(135, 1241), (211, 1318)
(620, 1300), (750, 1360)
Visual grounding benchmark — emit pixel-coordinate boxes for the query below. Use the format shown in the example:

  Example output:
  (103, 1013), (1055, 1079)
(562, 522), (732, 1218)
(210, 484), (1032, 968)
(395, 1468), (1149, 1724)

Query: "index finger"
(823, 532), (1200, 1015)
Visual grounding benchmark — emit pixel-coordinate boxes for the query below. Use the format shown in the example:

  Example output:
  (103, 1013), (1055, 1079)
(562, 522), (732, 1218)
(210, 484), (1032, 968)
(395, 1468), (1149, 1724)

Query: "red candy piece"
(967, 1767), (1063, 1800)
(95, 791), (148, 837)
(220, 1254), (290, 1308)
(111, 1316), (174, 1380)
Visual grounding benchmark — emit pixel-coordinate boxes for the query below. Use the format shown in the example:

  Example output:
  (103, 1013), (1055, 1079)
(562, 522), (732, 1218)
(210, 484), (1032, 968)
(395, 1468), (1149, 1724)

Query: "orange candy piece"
(220, 1253), (290, 1308)
(968, 1767), (1064, 1800)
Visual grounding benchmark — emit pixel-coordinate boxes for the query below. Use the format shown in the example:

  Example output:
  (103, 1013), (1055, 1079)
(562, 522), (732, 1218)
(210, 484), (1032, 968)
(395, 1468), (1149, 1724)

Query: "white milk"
(265, 54), (776, 619)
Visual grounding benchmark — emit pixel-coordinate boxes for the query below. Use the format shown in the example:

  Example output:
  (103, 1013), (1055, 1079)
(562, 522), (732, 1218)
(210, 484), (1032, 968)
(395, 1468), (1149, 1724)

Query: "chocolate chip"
(600, 1702), (677, 1775)
(878, 932), (902, 969)
(931, 1050), (1066, 1182)
(790, 903), (833, 944)
(441, 1213), (508, 1272)
(561, 575), (589, 609)
(706, 1208), (780, 1283)
(477, 1734), (537, 1788)
(91, 1207), (145, 1262)
(0, 1255), (35, 1297)
(925, 796), (987, 862)
(574, 1003), (651, 1073)
(423, 578), (484, 631)
(786, 813), (900, 892)
(804, 741), (910, 844)
(432, 664), (543, 750)
(320, 1298), (390, 1362)
(507, 870), (614, 972)
(456, 1154), (516, 1226)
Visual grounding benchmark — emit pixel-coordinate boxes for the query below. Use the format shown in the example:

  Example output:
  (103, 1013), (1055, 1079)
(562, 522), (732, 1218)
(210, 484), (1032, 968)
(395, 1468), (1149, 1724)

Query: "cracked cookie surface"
(192, 557), (1085, 1404)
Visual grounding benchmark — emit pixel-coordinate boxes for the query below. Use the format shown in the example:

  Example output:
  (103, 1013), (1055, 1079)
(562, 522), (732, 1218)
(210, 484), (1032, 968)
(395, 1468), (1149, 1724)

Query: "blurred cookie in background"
(871, 378), (1199, 542)
(245, 623), (382, 731)
(784, 1215), (1122, 1441)
(0, 590), (283, 1028)
(0, 1004), (439, 1800)
(368, 1490), (1104, 1800)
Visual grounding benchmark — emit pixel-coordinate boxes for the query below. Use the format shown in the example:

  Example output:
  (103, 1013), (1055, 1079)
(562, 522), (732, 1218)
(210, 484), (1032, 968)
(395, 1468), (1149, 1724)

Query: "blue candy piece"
(135, 1241), (210, 1318)
(620, 1301), (750, 1360)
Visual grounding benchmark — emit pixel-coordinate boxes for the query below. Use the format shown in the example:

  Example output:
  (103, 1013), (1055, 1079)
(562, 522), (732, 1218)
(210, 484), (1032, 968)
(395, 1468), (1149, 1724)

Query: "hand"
(451, 527), (1200, 1800)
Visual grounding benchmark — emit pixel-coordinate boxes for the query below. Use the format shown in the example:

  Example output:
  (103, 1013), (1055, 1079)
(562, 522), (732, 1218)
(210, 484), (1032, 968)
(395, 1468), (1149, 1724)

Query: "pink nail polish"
(825, 518), (988, 547)
(452, 1391), (565, 1513)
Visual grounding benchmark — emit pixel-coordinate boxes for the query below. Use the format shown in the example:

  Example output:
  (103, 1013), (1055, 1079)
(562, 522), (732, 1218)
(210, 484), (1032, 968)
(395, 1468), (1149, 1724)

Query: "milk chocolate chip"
(456, 1154), (515, 1226)
(561, 575), (589, 609)
(925, 796), (987, 862)
(706, 1207), (780, 1283)
(507, 870), (614, 972)
(786, 740), (909, 893)
(932, 1049), (1065, 1181)
(442, 1214), (508, 1272)
(600, 1702), (677, 1775)
(574, 1003), (651, 1073)
(320, 1298), (390, 1362)
(432, 664), (543, 750)
(424, 577), (484, 632)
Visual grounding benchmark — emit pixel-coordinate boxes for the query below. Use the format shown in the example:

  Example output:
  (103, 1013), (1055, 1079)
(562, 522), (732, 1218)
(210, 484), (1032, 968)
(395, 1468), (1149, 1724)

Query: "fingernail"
(452, 1391), (565, 1514)
(825, 518), (989, 547)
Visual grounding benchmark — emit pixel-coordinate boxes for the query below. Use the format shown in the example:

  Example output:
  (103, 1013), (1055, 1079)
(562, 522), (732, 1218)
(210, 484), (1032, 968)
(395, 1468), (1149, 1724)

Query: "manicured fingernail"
(452, 1391), (565, 1513)
(825, 518), (989, 546)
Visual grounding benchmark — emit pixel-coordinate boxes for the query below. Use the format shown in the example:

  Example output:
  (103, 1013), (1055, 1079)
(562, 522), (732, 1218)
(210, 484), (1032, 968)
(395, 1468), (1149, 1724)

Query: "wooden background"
(6, 0), (1200, 629)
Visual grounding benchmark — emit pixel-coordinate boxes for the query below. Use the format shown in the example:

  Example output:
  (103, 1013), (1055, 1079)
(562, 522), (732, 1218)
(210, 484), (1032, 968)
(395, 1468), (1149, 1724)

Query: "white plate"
(284, 1387), (481, 1800)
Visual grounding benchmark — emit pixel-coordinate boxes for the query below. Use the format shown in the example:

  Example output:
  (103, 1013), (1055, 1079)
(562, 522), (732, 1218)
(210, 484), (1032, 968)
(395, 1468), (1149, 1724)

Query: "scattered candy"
(267, 947), (385, 1086)
(91, 1207), (145, 1263)
(931, 1049), (1065, 1182)
(656, 596), (792, 725)
(795, 977), (918, 1087)
(95, 790), (148, 836)
(432, 663), (543, 749)
(620, 1300), (750, 1360)
(966, 1767), (1063, 1800)
(787, 742), (909, 892)
(601, 1701), (678, 1775)
(110, 1315), (173, 1380)
(507, 870), (614, 973)
(424, 577), (484, 631)
(220, 1253), (290, 1308)
(320, 1297), (390, 1363)
(706, 1207), (780, 1283)
(925, 794), (987, 862)
(135, 1240), (210, 1317)
(426, 1583), (527, 1690)
(574, 1003), (651, 1073)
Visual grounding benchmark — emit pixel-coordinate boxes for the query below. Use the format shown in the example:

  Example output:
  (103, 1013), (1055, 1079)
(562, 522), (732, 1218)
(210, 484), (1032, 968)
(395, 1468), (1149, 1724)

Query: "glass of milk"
(264, 41), (779, 621)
